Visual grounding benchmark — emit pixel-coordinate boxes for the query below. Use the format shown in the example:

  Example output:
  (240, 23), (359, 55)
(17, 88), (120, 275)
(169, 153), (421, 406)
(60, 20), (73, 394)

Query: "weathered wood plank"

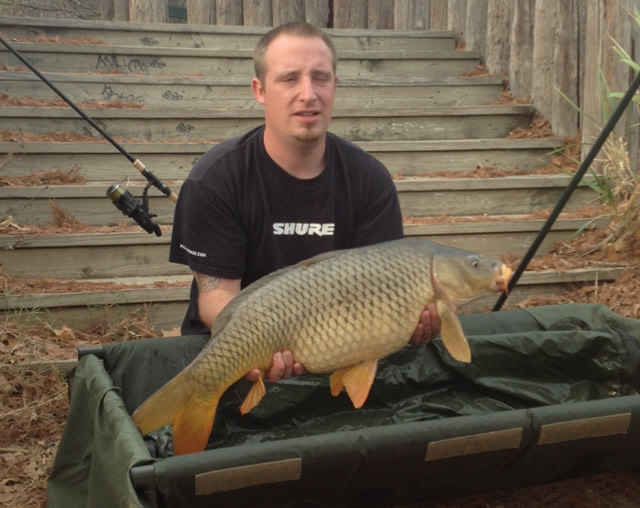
(333, 0), (368, 28)
(0, 137), (562, 180)
(509, 0), (534, 98)
(129, 0), (168, 23)
(430, 0), (448, 30)
(369, 0), (394, 29)
(447, 0), (466, 42)
(582, 0), (633, 154)
(216, 0), (243, 25)
(393, 0), (430, 30)
(0, 43), (480, 80)
(485, 0), (512, 77)
(0, 268), (622, 330)
(272, 0), (304, 25)
(464, 0), (487, 55)
(187, 0), (215, 25)
(532, 0), (555, 123)
(0, 19), (455, 51)
(243, 0), (272, 26)
(0, 218), (608, 280)
(304, 0), (331, 27)
(0, 73), (501, 108)
(0, 175), (596, 226)
(2, 104), (534, 142)
(552, 0), (579, 137)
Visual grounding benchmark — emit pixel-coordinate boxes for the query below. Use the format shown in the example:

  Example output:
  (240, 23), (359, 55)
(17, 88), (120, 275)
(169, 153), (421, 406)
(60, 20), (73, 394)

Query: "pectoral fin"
(330, 359), (378, 409)
(240, 376), (266, 415)
(436, 300), (471, 363)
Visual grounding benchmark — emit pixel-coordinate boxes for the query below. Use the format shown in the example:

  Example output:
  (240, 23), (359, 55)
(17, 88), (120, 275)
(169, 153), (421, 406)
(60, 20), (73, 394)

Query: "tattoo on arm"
(194, 273), (221, 293)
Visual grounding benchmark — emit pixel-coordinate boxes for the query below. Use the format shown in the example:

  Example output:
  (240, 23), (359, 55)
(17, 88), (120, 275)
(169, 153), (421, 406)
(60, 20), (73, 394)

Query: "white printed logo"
(180, 243), (207, 258)
(273, 223), (335, 236)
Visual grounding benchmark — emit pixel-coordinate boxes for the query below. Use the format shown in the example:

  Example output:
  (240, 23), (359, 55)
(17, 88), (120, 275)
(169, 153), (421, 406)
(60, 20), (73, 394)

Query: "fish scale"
(131, 238), (511, 455)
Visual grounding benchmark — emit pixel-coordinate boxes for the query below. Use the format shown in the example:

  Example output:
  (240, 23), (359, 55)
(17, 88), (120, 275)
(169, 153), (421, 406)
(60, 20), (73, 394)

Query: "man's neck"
(263, 130), (326, 180)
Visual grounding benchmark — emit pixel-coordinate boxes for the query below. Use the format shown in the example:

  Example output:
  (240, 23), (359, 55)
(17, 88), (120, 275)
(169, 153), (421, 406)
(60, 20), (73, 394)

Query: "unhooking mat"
(47, 304), (640, 507)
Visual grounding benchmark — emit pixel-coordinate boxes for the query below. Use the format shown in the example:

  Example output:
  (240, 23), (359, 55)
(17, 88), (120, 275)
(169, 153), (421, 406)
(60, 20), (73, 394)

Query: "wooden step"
(0, 16), (457, 52)
(0, 138), (563, 180)
(0, 176), (598, 227)
(0, 43), (481, 81)
(2, 105), (534, 142)
(0, 267), (624, 331)
(0, 217), (609, 280)
(0, 71), (505, 108)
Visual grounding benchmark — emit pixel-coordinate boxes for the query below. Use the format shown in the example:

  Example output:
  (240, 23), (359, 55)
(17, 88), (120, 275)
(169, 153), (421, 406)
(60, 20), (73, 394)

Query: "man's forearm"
(194, 272), (241, 328)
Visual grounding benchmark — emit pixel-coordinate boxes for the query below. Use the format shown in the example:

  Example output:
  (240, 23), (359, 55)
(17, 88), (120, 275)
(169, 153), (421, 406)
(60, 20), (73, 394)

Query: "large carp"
(132, 238), (512, 455)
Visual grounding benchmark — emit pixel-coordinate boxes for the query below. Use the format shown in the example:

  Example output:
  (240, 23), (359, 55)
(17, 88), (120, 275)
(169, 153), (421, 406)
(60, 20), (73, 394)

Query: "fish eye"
(470, 257), (480, 268)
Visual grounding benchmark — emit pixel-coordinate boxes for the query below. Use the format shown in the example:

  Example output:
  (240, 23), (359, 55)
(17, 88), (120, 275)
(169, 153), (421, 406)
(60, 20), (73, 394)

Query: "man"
(170, 22), (439, 383)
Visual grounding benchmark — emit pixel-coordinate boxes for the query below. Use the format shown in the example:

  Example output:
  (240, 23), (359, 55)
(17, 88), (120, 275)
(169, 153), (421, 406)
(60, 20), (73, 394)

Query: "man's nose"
(298, 76), (316, 101)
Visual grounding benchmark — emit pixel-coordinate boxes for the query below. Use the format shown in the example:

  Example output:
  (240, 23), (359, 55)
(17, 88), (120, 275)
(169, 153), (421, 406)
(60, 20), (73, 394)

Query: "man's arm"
(193, 272), (241, 328)
(194, 271), (303, 382)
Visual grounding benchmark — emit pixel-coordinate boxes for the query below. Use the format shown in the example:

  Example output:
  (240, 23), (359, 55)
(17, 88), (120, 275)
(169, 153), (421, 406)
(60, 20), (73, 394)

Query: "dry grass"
(0, 308), (164, 507)
(0, 167), (86, 187)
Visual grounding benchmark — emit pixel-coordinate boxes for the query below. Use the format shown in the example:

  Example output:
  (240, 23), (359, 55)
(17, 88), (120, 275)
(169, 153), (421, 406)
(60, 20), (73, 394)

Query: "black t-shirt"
(170, 126), (403, 335)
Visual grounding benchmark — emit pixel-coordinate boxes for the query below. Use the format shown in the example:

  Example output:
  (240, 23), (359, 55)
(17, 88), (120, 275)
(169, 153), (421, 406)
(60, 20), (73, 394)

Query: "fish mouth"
(493, 263), (513, 294)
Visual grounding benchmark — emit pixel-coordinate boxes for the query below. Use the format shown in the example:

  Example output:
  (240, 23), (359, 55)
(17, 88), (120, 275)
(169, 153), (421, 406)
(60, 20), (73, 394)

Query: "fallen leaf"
(52, 325), (76, 341)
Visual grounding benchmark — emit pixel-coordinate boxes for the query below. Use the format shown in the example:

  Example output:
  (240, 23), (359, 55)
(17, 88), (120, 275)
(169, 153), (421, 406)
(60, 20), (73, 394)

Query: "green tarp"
(47, 304), (640, 507)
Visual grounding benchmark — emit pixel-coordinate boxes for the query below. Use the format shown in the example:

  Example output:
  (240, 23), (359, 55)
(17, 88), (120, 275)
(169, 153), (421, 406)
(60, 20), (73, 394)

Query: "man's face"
(252, 34), (337, 146)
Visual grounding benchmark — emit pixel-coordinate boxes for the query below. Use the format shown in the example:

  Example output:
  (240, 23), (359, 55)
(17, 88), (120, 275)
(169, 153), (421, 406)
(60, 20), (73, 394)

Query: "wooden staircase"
(0, 17), (613, 331)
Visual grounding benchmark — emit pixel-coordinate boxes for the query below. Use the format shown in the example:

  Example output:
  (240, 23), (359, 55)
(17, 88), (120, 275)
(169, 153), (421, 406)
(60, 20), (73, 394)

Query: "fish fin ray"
(173, 393), (220, 455)
(437, 300), (471, 363)
(342, 359), (378, 409)
(240, 376), (266, 415)
(131, 372), (192, 435)
(329, 367), (348, 396)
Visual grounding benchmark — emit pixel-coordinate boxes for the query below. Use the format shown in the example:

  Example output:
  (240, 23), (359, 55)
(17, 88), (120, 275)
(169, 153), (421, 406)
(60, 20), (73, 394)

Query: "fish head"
(432, 250), (512, 305)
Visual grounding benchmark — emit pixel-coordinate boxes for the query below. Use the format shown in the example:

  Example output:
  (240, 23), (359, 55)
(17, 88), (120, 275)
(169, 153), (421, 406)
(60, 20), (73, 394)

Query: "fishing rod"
(493, 69), (640, 311)
(0, 35), (178, 237)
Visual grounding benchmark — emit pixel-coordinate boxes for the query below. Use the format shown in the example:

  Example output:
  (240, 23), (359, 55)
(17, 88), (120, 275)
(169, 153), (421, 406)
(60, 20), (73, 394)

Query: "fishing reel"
(106, 179), (162, 236)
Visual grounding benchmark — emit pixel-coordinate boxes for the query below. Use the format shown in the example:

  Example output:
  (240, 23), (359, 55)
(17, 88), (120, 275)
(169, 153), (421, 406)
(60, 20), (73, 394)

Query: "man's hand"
(245, 350), (305, 383)
(410, 302), (441, 345)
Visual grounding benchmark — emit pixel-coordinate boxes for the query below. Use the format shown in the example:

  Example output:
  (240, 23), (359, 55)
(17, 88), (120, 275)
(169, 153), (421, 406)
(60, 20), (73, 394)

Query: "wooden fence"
(4, 0), (640, 162)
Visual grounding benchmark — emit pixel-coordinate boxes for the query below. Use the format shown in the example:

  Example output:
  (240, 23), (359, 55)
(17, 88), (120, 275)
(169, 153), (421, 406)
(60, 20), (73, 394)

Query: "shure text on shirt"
(272, 223), (335, 236)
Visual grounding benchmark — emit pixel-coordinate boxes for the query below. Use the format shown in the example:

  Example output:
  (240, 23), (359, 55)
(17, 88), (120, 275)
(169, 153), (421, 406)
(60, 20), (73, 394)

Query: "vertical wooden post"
(305, 0), (331, 27)
(486, 0), (512, 77)
(216, 0), (243, 25)
(430, 0), (448, 30)
(447, 0), (466, 42)
(394, 0), (430, 30)
(369, 0), (394, 29)
(130, 0), (168, 22)
(552, 0), (580, 137)
(583, 0), (633, 153)
(188, 0), (215, 24)
(532, 0), (555, 121)
(333, 0), (368, 28)
(465, 0), (487, 55)
(243, 0), (272, 26)
(273, 0), (305, 25)
(509, 0), (533, 98)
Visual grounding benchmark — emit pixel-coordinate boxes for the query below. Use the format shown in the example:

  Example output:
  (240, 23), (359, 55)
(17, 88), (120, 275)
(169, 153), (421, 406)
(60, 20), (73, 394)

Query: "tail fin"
(131, 372), (222, 455)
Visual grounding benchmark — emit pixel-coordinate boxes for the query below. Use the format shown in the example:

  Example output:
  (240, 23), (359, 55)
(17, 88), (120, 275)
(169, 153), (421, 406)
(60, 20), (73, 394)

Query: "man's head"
(251, 22), (338, 149)
(253, 22), (337, 85)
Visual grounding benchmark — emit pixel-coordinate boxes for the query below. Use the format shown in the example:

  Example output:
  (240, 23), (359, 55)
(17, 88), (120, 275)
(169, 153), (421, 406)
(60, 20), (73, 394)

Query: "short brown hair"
(253, 22), (337, 83)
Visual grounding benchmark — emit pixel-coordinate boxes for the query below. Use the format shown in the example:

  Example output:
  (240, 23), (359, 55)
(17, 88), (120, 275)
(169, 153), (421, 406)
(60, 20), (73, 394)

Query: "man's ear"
(251, 77), (266, 105)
